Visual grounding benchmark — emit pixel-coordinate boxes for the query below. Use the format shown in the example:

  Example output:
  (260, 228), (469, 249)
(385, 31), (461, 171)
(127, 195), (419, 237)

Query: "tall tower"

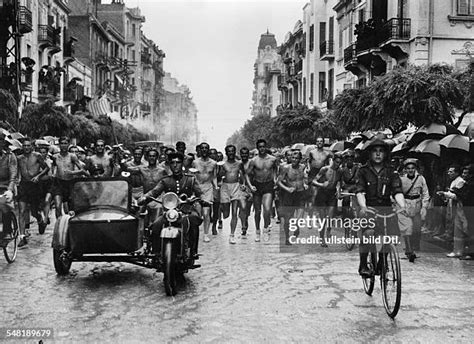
(251, 30), (282, 117)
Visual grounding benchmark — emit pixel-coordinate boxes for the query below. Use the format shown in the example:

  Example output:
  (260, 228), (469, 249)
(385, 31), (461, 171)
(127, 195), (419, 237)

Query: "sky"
(120, 0), (308, 148)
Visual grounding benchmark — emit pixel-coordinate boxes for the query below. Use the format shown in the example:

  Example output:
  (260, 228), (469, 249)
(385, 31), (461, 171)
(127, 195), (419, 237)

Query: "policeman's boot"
(404, 236), (415, 263)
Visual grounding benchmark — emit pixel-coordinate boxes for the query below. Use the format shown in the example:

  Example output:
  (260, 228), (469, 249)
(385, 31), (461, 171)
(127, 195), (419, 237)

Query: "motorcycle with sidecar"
(52, 177), (201, 296)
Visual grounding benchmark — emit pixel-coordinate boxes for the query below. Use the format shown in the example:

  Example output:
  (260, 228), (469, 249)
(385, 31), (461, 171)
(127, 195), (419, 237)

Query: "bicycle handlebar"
(365, 206), (398, 219)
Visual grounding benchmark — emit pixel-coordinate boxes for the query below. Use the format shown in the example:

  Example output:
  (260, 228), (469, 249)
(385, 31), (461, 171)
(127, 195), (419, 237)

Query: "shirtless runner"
(247, 139), (279, 242)
(85, 139), (116, 177)
(17, 138), (50, 244)
(238, 147), (253, 238)
(123, 148), (168, 223)
(277, 150), (309, 245)
(51, 136), (88, 218)
(218, 145), (252, 244)
(308, 137), (332, 213)
(192, 142), (218, 243)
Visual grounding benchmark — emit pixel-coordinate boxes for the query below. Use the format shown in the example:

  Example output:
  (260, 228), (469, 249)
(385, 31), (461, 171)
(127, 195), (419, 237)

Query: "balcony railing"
(343, 43), (357, 66)
(94, 52), (109, 66)
(38, 25), (61, 51)
(320, 40), (334, 59)
(380, 18), (411, 43)
(141, 102), (151, 113)
(19, 6), (33, 34)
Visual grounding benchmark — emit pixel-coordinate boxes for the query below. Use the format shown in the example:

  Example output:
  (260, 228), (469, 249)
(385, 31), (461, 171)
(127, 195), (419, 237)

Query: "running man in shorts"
(51, 137), (88, 218)
(247, 139), (279, 242)
(277, 150), (309, 245)
(17, 138), (50, 240)
(238, 147), (253, 238)
(192, 142), (217, 243)
(219, 145), (252, 244)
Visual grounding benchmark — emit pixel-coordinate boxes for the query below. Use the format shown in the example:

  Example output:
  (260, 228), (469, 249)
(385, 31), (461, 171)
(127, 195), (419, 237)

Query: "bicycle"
(361, 206), (402, 319)
(0, 193), (19, 263)
(339, 192), (358, 251)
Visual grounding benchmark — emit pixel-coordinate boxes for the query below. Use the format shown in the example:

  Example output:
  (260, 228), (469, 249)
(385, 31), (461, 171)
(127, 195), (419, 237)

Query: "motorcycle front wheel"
(163, 240), (177, 296)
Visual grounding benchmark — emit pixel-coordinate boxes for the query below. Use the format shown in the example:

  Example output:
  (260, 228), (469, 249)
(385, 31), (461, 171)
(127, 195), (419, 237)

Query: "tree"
(332, 64), (468, 134)
(0, 89), (18, 128)
(19, 99), (73, 137)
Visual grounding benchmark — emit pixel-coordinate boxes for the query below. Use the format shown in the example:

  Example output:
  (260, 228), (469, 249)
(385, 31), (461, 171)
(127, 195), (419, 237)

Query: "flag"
(88, 95), (111, 117)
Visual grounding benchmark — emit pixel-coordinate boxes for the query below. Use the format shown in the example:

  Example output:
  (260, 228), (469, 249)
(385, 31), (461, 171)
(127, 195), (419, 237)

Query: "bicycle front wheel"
(3, 213), (19, 263)
(381, 244), (401, 318)
(362, 251), (375, 295)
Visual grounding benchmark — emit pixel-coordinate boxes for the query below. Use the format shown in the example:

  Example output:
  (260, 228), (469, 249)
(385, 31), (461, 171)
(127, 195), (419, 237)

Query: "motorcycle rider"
(138, 152), (203, 264)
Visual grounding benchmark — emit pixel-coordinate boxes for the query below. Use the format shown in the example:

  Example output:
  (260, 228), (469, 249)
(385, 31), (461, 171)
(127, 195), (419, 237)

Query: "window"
(132, 24), (136, 37)
(310, 73), (314, 103)
(303, 77), (306, 105)
(319, 22), (326, 43)
(457, 0), (474, 15)
(359, 9), (365, 23)
(309, 25), (314, 51)
(318, 72), (326, 103)
(338, 28), (343, 57)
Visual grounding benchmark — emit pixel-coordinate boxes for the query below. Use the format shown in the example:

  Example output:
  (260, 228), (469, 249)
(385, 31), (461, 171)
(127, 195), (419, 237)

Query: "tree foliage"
(0, 89), (19, 127)
(332, 63), (469, 134)
(19, 101), (149, 146)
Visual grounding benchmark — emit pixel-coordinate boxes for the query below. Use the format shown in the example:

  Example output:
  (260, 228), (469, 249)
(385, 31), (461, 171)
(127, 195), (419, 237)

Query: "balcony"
(141, 79), (152, 91)
(141, 52), (152, 67)
(141, 102), (151, 113)
(379, 18), (411, 60)
(343, 44), (357, 67)
(320, 40), (334, 61)
(380, 18), (411, 44)
(38, 25), (61, 53)
(38, 65), (63, 101)
(63, 36), (77, 63)
(94, 52), (109, 68)
(19, 6), (33, 34)
(354, 20), (383, 55)
(277, 74), (288, 90)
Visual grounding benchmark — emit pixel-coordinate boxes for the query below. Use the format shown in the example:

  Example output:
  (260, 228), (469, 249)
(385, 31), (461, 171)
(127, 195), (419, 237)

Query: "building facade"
(251, 30), (282, 117)
(279, 0), (474, 113)
(162, 72), (199, 148)
(278, 21), (305, 107)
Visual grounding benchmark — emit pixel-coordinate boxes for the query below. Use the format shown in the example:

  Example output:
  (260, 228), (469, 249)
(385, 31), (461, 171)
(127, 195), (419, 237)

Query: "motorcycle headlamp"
(166, 209), (179, 222)
(162, 192), (180, 209)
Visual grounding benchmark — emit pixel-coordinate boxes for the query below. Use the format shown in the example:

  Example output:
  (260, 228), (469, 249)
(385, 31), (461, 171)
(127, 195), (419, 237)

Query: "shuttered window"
(458, 0), (474, 15)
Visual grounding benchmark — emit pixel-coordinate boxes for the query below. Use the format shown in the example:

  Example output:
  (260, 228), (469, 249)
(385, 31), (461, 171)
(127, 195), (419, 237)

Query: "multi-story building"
(162, 72), (199, 147)
(17, 0), (71, 107)
(281, 0), (474, 113)
(337, 0), (474, 89)
(250, 30), (282, 117)
(302, 0), (340, 109)
(69, 2), (110, 102)
(278, 21), (305, 107)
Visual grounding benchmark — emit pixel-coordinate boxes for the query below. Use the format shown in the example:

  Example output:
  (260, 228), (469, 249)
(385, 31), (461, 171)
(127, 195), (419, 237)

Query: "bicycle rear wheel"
(3, 213), (19, 263)
(344, 228), (355, 251)
(381, 244), (401, 318)
(362, 251), (375, 295)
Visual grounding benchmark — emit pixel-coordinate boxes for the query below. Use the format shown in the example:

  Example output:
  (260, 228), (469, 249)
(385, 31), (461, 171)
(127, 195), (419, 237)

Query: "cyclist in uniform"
(0, 133), (17, 242)
(355, 139), (407, 277)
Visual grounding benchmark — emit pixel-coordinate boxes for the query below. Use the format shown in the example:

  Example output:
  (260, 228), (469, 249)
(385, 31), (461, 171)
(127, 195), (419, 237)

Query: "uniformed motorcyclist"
(138, 152), (203, 262)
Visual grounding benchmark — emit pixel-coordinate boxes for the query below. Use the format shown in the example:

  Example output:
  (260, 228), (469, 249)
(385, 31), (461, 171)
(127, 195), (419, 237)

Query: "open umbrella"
(392, 142), (408, 154)
(329, 141), (355, 152)
(291, 143), (305, 150)
(9, 132), (25, 140)
(409, 139), (440, 157)
(34, 139), (50, 147)
(439, 134), (469, 152)
(360, 131), (376, 140)
(355, 141), (366, 151)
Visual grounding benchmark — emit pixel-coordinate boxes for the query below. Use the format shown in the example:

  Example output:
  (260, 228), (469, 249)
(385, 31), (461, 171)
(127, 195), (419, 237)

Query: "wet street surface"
(1, 216), (474, 343)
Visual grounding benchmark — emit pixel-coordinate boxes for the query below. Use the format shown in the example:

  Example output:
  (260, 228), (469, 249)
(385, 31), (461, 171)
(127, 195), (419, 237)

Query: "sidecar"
(52, 178), (146, 274)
